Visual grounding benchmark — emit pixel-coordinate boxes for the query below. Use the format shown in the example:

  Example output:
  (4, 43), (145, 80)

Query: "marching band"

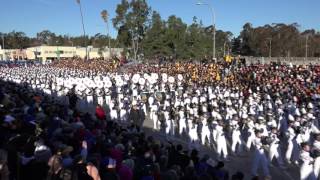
(1, 61), (320, 179)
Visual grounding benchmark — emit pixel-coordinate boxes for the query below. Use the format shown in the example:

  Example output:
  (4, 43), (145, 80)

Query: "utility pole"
(305, 35), (308, 60)
(223, 42), (226, 57)
(196, 2), (216, 60)
(268, 38), (272, 58)
(1, 34), (4, 49)
(76, 0), (87, 61)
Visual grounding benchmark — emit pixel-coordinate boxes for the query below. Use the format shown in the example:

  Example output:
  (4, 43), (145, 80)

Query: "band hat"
(307, 102), (314, 109)
(295, 109), (301, 117)
(288, 114), (295, 121)
(307, 113), (316, 120)
(300, 108), (307, 115)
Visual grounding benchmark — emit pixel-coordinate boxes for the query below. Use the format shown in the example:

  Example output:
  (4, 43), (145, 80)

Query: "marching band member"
(269, 127), (285, 168)
(86, 87), (94, 111)
(178, 106), (187, 135)
(299, 142), (316, 180)
(285, 116), (298, 164)
(110, 100), (118, 121)
(231, 115), (243, 155)
(150, 101), (159, 130)
(216, 119), (229, 161)
(246, 115), (256, 150)
(201, 116), (211, 146)
(251, 130), (270, 179)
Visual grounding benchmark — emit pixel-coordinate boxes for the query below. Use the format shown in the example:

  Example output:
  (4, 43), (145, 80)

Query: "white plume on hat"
(295, 109), (301, 117)
(288, 114), (295, 121)
(301, 108), (307, 115)
(307, 113), (315, 120)
(307, 102), (314, 109)
(242, 113), (248, 119)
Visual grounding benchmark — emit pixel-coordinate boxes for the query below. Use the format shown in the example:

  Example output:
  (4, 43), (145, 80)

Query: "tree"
(142, 11), (168, 58)
(36, 30), (56, 45)
(113, 0), (151, 60)
(231, 37), (241, 55)
(4, 31), (30, 49)
(164, 15), (187, 59)
(101, 10), (111, 58)
(239, 23), (254, 55)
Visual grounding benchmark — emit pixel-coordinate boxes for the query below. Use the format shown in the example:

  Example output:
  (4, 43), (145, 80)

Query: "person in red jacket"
(95, 105), (106, 121)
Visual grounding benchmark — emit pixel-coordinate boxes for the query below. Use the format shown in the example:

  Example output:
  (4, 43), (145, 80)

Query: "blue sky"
(0, 0), (319, 38)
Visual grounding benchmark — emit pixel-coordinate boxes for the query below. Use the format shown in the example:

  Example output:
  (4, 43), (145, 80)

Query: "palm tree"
(76, 0), (88, 60)
(101, 10), (111, 60)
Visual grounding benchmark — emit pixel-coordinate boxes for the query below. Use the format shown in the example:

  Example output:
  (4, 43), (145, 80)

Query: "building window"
(45, 51), (48, 54)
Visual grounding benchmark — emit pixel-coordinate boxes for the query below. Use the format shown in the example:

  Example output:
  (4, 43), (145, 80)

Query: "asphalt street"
(142, 118), (300, 180)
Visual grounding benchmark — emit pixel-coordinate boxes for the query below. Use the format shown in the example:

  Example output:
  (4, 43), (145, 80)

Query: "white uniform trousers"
(286, 139), (299, 163)
(151, 111), (158, 129)
(246, 129), (255, 150)
(201, 125), (211, 145)
(231, 130), (242, 153)
(216, 135), (228, 159)
(97, 96), (104, 106)
(166, 119), (171, 135)
(110, 109), (118, 121)
(105, 96), (111, 107)
(269, 143), (284, 166)
(120, 109), (127, 122)
(314, 157), (320, 179)
(86, 95), (94, 110)
(179, 118), (186, 135)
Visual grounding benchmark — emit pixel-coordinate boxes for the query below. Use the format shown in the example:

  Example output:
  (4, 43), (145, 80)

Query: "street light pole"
(76, 0), (87, 61)
(101, 10), (112, 60)
(269, 38), (272, 58)
(1, 34), (4, 49)
(223, 41), (226, 57)
(305, 35), (308, 60)
(196, 2), (216, 61)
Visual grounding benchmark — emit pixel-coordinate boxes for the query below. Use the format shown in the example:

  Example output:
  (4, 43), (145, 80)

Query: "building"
(27, 46), (77, 62)
(26, 45), (123, 63)
(0, 47), (30, 61)
(75, 46), (123, 59)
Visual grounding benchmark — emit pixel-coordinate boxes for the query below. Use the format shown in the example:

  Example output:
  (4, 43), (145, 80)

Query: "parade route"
(142, 118), (300, 180)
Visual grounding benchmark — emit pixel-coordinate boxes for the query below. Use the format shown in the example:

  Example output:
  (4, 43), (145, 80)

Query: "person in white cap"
(251, 130), (270, 179)
(163, 107), (171, 136)
(96, 88), (104, 107)
(268, 127), (285, 168)
(86, 87), (94, 112)
(201, 117), (211, 146)
(178, 106), (187, 135)
(150, 101), (159, 130)
(246, 116), (256, 150)
(285, 117), (298, 164)
(216, 120), (229, 161)
(148, 95), (154, 113)
(230, 115), (243, 155)
(188, 119), (199, 150)
(109, 100), (118, 121)
(299, 142), (316, 180)
(119, 101), (127, 122)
